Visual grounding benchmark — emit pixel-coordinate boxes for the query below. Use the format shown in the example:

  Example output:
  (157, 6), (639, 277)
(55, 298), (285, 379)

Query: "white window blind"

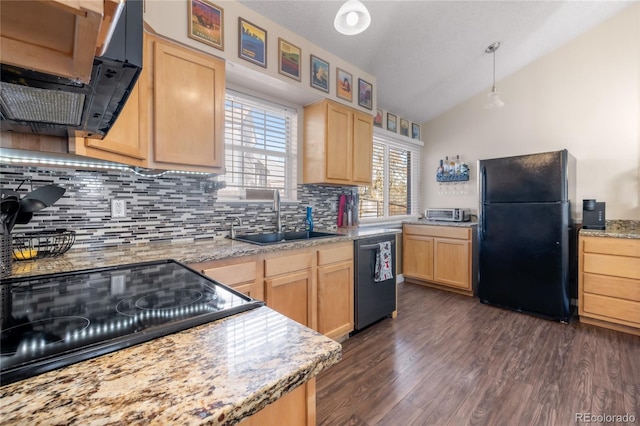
(218, 90), (298, 200)
(359, 129), (422, 221)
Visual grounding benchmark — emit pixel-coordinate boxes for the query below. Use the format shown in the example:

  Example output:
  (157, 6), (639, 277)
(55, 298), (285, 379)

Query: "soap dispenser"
(306, 206), (314, 232)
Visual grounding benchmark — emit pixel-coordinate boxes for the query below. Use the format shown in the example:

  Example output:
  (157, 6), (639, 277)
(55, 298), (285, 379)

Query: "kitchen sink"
(232, 231), (344, 245)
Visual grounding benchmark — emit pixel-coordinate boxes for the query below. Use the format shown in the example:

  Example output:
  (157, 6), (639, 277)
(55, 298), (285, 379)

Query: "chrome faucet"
(273, 189), (282, 233)
(229, 217), (242, 239)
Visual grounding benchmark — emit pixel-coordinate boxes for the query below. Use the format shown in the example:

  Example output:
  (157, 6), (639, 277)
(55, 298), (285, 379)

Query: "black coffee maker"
(582, 199), (606, 230)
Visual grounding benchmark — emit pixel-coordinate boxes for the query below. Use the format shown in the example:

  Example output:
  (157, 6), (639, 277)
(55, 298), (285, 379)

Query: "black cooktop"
(0, 259), (264, 386)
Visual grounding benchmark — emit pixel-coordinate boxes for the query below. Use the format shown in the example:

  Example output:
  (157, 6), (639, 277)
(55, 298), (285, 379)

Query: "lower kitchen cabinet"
(242, 379), (316, 426)
(402, 224), (476, 296)
(578, 236), (640, 335)
(264, 251), (315, 329)
(317, 242), (354, 340)
(196, 256), (262, 300)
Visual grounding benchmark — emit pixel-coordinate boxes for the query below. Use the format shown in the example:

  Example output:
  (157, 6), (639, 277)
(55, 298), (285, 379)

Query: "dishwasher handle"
(360, 243), (382, 250)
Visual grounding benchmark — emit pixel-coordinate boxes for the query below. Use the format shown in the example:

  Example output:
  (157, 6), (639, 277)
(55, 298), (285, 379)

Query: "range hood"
(0, 0), (143, 140)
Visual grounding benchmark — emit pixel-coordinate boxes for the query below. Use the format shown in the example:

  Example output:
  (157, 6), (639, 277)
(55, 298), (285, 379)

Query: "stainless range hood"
(0, 0), (143, 140)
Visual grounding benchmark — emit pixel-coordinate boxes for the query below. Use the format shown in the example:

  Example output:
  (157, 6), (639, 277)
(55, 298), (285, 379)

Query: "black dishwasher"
(354, 234), (397, 331)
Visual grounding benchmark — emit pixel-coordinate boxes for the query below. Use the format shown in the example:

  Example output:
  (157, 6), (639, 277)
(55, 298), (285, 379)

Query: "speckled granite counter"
(0, 306), (341, 425)
(403, 219), (478, 228)
(9, 227), (401, 279)
(579, 220), (640, 239)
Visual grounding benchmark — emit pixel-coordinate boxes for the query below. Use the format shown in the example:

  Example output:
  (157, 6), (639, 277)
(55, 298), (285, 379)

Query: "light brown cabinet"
(317, 243), (354, 339)
(71, 31), (225, 173)
(242, 379), (316, 426)
(303, 100), (373, 185)
(201, 256), (262, 300)
(402, 224), (476, 296)
(578, 236), (640, 335)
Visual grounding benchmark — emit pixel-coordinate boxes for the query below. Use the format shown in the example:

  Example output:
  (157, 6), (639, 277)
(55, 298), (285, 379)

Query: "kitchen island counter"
(0, 306), (341, 425)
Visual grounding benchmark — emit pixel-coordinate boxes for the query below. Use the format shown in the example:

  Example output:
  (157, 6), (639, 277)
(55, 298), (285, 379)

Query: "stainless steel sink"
(232, 231), (343, 245)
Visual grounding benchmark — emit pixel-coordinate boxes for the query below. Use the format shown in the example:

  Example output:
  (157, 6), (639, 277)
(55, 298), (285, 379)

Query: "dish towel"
(374, 241), (393, 282)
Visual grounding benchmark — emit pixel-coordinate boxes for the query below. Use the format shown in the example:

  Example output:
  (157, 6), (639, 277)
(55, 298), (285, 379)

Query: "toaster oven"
(425, 208), (471, 222)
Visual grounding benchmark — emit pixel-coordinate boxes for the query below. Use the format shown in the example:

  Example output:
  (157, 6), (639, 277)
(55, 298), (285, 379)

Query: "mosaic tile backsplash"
(1, 165), (356, 249)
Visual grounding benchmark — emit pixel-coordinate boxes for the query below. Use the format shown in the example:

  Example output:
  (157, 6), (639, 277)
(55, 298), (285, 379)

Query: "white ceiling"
(238, 0), (635, 124)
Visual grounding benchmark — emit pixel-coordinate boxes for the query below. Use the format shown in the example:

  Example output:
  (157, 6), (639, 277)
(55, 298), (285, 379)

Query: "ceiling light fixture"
(484, 42), (504, 109)
(334, 0), (371, 36)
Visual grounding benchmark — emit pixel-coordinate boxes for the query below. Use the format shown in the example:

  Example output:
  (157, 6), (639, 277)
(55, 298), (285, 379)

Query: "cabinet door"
(151, 35), (224, 171)
(352, 111), (373, 184)
(202, 260), (262, 300)
(74, 82), (148, 167)
(403, 234), (434, 281)
(318, 261), (354, 339)
(434, 238), (470, 289)
(325, 102), (352, 182)
(243, 379), (316, 426)
(265, 270), (313, 328)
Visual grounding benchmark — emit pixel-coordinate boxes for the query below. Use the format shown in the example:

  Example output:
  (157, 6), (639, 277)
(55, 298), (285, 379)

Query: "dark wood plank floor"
(316, 282), (640, 426)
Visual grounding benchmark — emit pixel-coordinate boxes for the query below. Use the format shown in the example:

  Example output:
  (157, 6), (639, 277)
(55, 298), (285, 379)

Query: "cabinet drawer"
(583, 293), (640, 325)
(317, 243), (353, 266)
(203, 262), (256, 286)
(264, 252), (313, 277)
(403, 224), (470, 240)
(583, 237), (640, 257)
(583, 273), (640, 302)
(583, 253), (640, 280)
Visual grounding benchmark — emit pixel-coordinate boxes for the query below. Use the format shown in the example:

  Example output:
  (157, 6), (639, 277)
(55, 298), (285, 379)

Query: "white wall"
(421, 4), (639, 220)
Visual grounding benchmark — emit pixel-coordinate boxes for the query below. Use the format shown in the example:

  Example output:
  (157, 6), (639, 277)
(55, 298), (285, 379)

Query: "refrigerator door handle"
(480, 165), (486, 240)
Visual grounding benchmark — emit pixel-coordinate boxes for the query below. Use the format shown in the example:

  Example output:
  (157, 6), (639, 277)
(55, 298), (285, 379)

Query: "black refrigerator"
(478, 150), (576, 322)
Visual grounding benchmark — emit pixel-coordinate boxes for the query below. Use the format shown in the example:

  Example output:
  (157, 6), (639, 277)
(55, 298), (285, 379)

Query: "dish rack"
(12, 229), (76, 261)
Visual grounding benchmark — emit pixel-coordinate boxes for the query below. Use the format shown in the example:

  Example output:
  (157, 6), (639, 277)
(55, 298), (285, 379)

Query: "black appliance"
(0, 0), (143, 139)
(478, 150), (576, 322)
(0, 259), (264, 386)
(582, 199), (606, 230)
(354, 235), (397, 331)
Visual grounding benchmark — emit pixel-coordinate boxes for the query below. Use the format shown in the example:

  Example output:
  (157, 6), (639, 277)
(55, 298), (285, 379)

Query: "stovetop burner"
(0, 259), (264, 386)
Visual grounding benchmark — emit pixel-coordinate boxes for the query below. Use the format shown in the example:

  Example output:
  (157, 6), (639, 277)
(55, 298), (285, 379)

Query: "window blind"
(218, 90), (298, 200)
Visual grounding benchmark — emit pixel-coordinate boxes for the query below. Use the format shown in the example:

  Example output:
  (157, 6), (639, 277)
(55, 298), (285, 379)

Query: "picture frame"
(188, 0), (224, 51)
(336, 68), (353, 101)
(400, 118), (409, 137)
(238, 18), (267, 68)
(387, 113), (397, 133)
(358, 78), (373, 109)
(412, 123), (421, 140)
(310, 55), (329, 92)
(278, 38), (301, 81)
(374, 108), (383, 128)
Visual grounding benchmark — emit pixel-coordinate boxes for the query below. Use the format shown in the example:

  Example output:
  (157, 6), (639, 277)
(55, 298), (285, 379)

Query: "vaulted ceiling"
(238, 0), (635, 123)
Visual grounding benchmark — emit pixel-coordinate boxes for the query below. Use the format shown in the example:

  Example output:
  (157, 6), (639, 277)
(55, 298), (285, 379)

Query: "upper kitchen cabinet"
(0, 1), (125, 84)
(303, 100), (373, 186)
(143, 32), (225, 173)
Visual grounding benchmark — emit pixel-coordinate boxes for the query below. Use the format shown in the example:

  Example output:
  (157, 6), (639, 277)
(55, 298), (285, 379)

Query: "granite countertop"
(579, 220), (640, 239)
(403, 219), (478, 228)
(9, 227), (401, 279)
(0, 306), (342, 425)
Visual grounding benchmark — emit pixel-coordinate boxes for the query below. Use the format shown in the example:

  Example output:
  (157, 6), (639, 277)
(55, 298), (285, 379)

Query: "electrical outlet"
(111, 199), (127, 218)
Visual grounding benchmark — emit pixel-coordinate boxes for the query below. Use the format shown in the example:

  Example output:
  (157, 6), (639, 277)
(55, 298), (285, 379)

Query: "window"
(359, 128), (422, 221)
(218, 90), (298, 200)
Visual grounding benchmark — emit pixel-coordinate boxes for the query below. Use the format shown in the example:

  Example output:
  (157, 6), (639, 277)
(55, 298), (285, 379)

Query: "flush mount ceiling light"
(484, 42), (505, 109)
(334, 0), (371, 35)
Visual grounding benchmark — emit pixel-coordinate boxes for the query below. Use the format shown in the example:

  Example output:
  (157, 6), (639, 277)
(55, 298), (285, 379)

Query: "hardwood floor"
(316, 282), (640, 426)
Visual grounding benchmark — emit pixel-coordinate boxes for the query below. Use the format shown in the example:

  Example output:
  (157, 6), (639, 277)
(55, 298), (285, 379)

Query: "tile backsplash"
(1, 165), (355, 249)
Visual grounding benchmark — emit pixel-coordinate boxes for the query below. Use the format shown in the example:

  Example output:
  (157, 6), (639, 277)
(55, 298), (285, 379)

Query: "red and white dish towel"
(375, 241), (393, 282)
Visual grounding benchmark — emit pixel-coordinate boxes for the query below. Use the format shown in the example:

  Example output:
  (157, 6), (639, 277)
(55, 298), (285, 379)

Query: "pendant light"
(334, 0), (371, 35)
(484, 42), (504, 109)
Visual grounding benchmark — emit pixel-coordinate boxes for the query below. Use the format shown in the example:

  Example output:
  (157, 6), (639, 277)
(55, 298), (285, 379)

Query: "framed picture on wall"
(358, 78), (372, 109)
(374, 108), (383, 128)
(278, 38), (301, 81)
(387, 113), (397, 132)
(412, 123), (421, 140)
(400, 118), (409, 137)
(238, 18), (267, 67)
(310, 55), (330, 92)
(336, 68), (353, 102)
(188, 0), (224, 51)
